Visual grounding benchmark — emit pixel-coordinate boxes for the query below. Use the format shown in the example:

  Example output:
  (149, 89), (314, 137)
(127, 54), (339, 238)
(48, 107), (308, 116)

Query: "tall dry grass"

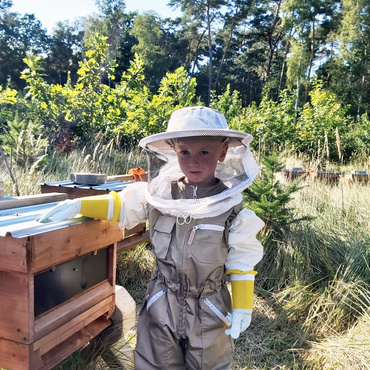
(303, 311), (370, 369)
(1, 148), (369, 369)
(114, 169), (370, 369)
(0, 144), (146, 197)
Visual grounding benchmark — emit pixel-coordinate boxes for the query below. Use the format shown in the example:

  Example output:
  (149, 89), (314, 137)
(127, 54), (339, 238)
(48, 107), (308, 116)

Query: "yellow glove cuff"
(230, 279), (255, 310)
(80, 193), (119, 221)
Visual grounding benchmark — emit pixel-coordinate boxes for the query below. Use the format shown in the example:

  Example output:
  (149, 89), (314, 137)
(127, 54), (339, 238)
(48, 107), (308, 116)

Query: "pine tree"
(243, 153), (312, 290)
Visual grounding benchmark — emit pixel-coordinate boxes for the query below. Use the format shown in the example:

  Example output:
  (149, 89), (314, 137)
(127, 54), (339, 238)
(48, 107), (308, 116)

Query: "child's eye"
(179, 150), (189, 156)
(200, 151), (209, 156)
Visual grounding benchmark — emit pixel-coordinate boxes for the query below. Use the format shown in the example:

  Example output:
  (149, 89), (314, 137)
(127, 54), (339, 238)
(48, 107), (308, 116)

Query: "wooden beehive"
(283, 168), (309, 180)
(345, 171), (369, 184)
(313, 171), (342, 184)
(0, 202), (123, 370)
(39, 177), (151, 253)
(40, 174), (147, 200)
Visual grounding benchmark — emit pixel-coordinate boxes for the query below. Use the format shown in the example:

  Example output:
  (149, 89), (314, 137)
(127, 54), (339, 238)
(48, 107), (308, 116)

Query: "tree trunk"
(277, 41), (289, 101)
(188, 28), (207, 77)
(213, 21), (235, 92)
(295, 74), (300, 118)
(357, 44), (368, 118)
(206, 3), (213, 106)
(266, 0), (282, 83)
(304, 19), (316, 103)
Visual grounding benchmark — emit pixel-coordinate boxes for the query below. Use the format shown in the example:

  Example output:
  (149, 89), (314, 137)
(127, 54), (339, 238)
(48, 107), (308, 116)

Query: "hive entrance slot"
(34, 248), (108, 316)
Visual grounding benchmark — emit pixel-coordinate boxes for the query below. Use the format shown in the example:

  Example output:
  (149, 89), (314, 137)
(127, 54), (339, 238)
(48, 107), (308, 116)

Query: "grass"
(112, 173), (370, 369)
(0, 144), (146, 196)
(303, 312), (370, 369)
(1, 148), (369, 369)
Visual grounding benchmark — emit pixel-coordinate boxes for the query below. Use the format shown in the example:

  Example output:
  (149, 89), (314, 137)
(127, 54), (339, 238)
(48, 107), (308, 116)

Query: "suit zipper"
(188, 224), (225, 245)
(146, 289), (165, 310)
(204, 298), (231, 326)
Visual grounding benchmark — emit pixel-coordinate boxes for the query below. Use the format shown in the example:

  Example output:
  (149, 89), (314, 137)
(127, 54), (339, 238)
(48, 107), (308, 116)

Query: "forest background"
(0, 0), (369, 165)
(0, 0), (369, 369)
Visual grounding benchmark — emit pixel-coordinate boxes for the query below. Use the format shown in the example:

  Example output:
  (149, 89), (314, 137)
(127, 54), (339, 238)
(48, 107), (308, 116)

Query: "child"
(38, 106), (264, 369)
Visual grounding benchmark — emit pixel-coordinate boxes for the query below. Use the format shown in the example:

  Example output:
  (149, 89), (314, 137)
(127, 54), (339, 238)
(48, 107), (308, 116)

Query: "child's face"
(174, 138), (228, 187)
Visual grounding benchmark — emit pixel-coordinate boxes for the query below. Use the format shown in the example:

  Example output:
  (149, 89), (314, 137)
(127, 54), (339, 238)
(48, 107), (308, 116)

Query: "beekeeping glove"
(225, 309), (252, 339)
(36, 198), (81, 222)
(225, 271), (256, 339)
(36, 191), (121, 223)
(37, 182), (147, 229)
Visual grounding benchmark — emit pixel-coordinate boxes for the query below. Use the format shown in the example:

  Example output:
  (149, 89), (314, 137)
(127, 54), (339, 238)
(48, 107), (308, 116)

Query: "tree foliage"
(17, 32), (197, 151)
(243, 153), (312, 290)
(0, 1), (368, 163)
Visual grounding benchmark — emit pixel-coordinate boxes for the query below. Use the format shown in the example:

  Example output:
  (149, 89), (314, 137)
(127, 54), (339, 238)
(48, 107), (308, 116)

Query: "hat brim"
(139, 129), (252, 150)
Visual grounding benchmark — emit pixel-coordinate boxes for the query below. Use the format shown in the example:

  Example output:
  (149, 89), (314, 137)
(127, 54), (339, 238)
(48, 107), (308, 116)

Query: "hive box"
(0, 209), (123, 370)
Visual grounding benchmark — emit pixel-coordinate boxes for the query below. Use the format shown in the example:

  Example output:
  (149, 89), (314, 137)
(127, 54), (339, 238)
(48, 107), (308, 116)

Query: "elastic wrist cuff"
(226, 269), (258, 275)
(109, 191), (121, 223)
(229, 274), (255, 281)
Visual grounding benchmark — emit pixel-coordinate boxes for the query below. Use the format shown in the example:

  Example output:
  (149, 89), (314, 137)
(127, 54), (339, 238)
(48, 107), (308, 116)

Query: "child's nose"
(189, 157), (200, 167)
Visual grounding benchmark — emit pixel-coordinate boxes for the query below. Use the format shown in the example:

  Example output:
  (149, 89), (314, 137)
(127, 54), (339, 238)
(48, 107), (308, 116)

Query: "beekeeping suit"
(38, 106), (264, 370)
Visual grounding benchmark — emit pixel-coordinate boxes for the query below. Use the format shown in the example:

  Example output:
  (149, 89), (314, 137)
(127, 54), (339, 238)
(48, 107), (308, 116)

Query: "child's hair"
(166, 136), (229, 149)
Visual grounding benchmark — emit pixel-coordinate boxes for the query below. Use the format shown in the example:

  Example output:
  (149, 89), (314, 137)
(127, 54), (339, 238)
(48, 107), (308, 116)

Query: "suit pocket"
(189, 224), (226, 264)
(151, 216), (175, 259)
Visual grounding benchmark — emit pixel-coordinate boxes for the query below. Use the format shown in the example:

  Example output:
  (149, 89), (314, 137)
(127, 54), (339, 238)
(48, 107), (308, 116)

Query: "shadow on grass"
(232, 288), (311, 370)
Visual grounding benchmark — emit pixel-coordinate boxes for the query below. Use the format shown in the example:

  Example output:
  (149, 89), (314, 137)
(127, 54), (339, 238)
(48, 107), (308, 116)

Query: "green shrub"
(243, 153), (311, 291)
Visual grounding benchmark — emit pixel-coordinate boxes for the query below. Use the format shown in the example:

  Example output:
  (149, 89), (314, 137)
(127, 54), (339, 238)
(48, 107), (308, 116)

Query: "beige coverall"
(134, 180), (246, 369)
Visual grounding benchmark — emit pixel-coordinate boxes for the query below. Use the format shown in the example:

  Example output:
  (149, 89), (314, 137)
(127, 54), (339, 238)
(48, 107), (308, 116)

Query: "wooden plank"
(40, 185), (111, 199)
(108, 243), (117, 287)
(0, 337), (42, 370)
(28, 271), (35, 344)
(36, 317), (111, 370)
(33, 295), (114, 355)
(117, 230), (150, 253)
(106, 292), (116, 321)
(0, 216), (144, 274)
(0, 270), (31, 343)
(34, 280), (113, 340)
(0, 317), (112, 370)
(28, 220), (123, 273)
(123, 222), (146, 238)
(0, 235), (28, 273)
(0, 193), (68, 210)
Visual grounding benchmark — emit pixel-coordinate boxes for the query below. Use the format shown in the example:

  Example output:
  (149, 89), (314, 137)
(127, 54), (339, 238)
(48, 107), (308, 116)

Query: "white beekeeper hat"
(139, 106), (252, 150)
(138, 106), (259, 219)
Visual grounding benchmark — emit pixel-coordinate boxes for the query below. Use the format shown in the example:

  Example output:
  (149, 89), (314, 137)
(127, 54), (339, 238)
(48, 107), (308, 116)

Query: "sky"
(10, 0), (182, 33)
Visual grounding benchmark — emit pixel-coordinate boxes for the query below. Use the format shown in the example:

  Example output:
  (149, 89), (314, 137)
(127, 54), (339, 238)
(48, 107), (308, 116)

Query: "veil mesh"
(143, 137), (258, 219)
